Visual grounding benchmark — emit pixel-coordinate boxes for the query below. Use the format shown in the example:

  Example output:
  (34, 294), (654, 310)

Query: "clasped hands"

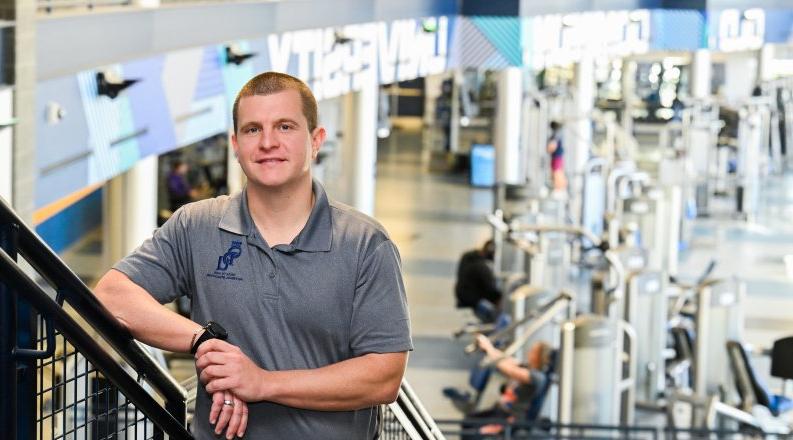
(195, 339), (265, 439)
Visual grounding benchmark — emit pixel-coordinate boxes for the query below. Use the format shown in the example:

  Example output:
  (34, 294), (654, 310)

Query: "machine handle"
(464, 292), (572, 355)
(479, 294), (572, 367)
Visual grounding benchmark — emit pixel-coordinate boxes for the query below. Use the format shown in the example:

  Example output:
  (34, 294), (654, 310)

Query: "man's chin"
(248, 176), (306, 191)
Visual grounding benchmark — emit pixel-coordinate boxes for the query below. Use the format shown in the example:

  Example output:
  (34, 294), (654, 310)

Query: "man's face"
(231, 90), (325, 191)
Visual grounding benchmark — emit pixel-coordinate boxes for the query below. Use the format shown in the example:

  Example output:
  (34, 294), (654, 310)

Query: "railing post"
(0, 223), (19, 439)
(1, 222), (37, 439)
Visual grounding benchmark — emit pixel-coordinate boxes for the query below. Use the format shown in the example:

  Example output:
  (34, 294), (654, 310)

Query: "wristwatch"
(190, 321), (228, 354)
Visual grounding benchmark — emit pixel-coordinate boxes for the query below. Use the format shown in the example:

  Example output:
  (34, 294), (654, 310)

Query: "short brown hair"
(232, 72), (318, 133)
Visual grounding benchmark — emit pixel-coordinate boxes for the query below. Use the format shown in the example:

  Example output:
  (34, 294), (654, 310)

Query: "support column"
(621, 60), (637, 151)
(449, 70), (462, 153)
(571, 56), (595, 222)
(103, 156), (158, 266)
(2, 2), (37, 438)
(724, 54), (757, 104)
(351, 72), (378, 216)
(0, 87), (12, 202)
(758, 44), (775, 83)
(227, 132), (245, 195)
(336, 92), (356, 206)
(691, 49), (711, 99)
(7, 0), (36, 223)
(494, 67), (523, 185)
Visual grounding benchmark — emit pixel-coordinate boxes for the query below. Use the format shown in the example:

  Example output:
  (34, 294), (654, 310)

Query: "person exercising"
(547, 121), (566, 192)
(468, 336), (552, 435)
(454, 239), (502, 322)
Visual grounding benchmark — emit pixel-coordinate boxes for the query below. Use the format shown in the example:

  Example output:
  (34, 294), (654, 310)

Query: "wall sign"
(714, 9), (765, 52)
(526, 10), (650, 69)
(268, 17), (449, 100)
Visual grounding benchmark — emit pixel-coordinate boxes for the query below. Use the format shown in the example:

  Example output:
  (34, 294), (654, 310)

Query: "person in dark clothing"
(166, 160), (197, 212)
(455, 240), (502, 322)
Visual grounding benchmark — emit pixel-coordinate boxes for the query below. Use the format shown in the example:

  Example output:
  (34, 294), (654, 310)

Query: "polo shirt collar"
(218, 188), (252, 236)
(217, 180), (332, 252)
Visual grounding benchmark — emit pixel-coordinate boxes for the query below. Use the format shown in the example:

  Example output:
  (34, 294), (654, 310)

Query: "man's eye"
(279, 124), (292, 131)
(244, 127), (260, 134)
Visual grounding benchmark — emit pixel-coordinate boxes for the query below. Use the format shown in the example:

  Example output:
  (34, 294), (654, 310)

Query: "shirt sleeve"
(349, 240), (413, 356)
(113, 208), (193, 304)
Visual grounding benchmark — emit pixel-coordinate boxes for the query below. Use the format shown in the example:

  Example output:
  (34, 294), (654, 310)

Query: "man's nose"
(259, 129), (280, 150)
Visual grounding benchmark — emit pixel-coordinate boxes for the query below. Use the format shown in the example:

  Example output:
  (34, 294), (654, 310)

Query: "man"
(454, 239), (501, 322)
(93, 72), (412, 439)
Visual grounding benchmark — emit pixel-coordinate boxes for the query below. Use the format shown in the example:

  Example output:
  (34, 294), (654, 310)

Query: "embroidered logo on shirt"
(207, 241), (244, 281)
(216, 241), (242, 271)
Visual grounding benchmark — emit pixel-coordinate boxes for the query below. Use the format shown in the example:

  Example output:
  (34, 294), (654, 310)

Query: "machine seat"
(726, 340), (793, 417)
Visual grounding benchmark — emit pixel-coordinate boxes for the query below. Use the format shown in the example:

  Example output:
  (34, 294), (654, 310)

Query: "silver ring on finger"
(223, 399), (235, 407)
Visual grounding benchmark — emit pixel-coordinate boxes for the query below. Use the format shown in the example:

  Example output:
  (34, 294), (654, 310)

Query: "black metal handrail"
(0, 197), (191, 438)
(0, 248), (191, 438)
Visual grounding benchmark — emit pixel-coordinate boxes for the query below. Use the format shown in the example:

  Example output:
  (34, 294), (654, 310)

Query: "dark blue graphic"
(216, 241), (242, 271)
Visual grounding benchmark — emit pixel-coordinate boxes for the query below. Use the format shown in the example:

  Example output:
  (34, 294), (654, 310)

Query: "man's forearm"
(257, 352), (407, 411)
(94, 269), (200, 353)
(484, 346), (530, 384)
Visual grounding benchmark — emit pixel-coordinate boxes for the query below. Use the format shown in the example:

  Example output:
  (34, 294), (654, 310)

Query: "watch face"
(207, 321), (228, 339)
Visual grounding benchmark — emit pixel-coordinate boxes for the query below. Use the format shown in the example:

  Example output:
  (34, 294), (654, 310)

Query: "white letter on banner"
(353, 24), (378, 92)
(378, 21), (399, 84)
(268, 33), (292, 73)
(417, 29), (431, 78)
(719, 10), (740, 51)
(343, 25), (363, 77)
(398, 20), (419, 81)
(293, 30), (316, 82)
(323, 29), (343, 99)
(335, 39), (352, 96)
(339, 24), (363, 95)
(431, 16), (449, 74)
(312, 29), (329, 99)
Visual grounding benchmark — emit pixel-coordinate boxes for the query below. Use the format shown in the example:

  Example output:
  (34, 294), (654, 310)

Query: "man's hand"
(197, 338), (407, 411)
(196, 339), (264, 402)
(475, 334), (497, 357)
(209, 391), (248, 439)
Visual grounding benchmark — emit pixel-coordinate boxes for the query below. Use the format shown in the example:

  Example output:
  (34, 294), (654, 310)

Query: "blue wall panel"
(650, 9), (706, 50)
(765, 10), (793, 43)
(124, 56), (177, 158)
(35, 187), (103, 254)
(36, 77), (92, 175)
(36, 159), (91, 209)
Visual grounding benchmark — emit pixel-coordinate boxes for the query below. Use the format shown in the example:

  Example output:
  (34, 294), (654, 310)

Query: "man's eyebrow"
(274, 118), (300, 126)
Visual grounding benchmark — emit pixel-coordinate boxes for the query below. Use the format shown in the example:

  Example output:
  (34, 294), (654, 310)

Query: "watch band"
(189, 326), (204, 352)
(190, 321), (228, 355)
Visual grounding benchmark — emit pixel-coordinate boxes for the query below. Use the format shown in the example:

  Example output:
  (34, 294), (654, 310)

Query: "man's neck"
(246, 178), (315, 247)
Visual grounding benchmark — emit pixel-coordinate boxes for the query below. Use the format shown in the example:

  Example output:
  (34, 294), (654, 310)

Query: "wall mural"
(35, 15), (455, 213)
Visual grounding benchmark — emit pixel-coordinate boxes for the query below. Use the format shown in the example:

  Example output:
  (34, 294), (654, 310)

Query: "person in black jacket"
(454, 240), (502, 322)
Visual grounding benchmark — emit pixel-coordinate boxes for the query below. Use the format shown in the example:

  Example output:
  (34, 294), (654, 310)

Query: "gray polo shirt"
(114, 180), (412, 440)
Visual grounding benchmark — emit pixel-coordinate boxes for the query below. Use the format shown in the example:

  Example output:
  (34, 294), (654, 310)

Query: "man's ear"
(230, 132), (240, 159)
(311, 127), (326, 160)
